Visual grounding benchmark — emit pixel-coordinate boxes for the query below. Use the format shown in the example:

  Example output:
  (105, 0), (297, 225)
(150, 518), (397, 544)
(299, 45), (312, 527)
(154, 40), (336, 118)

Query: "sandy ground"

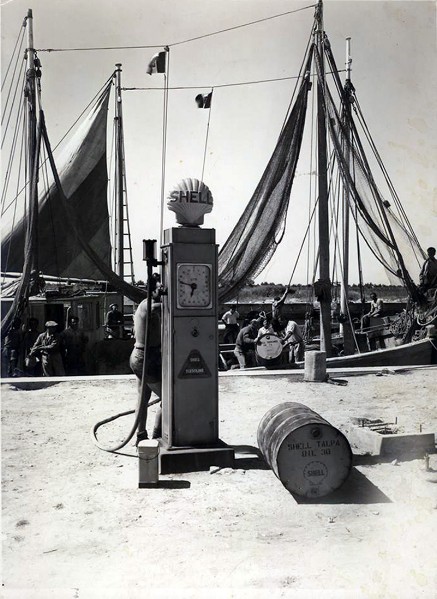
(1, 368), (437, 598)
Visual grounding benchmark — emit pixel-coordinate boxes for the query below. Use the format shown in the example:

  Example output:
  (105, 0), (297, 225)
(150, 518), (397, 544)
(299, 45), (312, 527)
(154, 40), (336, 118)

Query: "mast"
(25, 8), (39, 275)
(315, 0), (332, 356)
(340, 36), (354, 354)
(114, 63), (124, 282)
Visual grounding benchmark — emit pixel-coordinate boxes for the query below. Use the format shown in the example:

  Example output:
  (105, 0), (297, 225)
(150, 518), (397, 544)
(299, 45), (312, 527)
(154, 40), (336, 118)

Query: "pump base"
(159, 439), (235, 474)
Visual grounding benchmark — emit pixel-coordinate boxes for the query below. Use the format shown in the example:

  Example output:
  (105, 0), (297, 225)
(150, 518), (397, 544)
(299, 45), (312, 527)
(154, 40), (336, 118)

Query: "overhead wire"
(36, 4), (317, 53)
(122, 70), (344, 92)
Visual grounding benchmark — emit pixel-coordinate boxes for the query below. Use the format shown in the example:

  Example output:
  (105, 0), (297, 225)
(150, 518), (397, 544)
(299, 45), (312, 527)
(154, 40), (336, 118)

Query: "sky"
(1, 0), (436, 285)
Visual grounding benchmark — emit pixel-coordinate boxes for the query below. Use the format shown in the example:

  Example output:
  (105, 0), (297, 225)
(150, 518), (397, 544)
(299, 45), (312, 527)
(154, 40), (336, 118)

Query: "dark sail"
(1, 85), (112, 280)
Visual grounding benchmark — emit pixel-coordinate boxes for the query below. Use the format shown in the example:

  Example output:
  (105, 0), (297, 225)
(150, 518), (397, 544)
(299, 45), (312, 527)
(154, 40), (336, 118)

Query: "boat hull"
(323, 338), (436, 369)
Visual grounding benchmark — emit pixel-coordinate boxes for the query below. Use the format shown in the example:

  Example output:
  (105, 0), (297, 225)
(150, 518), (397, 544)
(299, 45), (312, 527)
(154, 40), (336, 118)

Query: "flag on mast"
(146, 51), (166, 75)
(195, 92), (213, 109)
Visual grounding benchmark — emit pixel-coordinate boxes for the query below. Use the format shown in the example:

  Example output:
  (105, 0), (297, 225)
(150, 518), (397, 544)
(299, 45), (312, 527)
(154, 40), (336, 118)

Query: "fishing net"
(316, 44), (425, 293)
(217, 49), (314, 303)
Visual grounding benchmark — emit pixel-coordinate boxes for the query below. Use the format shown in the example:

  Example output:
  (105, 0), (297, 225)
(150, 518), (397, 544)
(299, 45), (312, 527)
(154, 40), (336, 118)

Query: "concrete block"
(348, 426), (435, 459)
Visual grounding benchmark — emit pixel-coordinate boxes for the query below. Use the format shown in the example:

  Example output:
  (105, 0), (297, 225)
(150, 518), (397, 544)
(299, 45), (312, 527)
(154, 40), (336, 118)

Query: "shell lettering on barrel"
(257, 402), (352, 498)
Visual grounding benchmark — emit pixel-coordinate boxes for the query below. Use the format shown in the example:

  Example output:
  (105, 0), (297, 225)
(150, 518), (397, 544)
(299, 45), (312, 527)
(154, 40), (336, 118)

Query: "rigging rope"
(1, 20), (26, 92)
(1, 59), (26, 145)
(1, 87), (25, 211)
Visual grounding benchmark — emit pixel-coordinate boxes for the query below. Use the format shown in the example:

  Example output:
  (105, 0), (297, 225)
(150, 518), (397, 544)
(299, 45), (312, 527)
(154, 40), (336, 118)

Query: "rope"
(1, 20), (26, 91)
(36, 5), (317, 53)
(1, 59), (26, 145)
(1, 84), (25, 211)
(122, 69), (344, 92)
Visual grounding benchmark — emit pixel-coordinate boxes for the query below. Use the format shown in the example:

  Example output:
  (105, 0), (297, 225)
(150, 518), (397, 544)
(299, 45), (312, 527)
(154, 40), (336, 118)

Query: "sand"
(1, 367), (437, 598)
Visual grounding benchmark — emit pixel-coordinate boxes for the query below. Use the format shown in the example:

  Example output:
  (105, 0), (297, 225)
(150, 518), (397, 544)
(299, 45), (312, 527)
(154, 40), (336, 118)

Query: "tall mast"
(315, 0), (332, 356)
(114, 63), (124, 282)
(25, 8), (39, 275)
(340, 36), (354, 354)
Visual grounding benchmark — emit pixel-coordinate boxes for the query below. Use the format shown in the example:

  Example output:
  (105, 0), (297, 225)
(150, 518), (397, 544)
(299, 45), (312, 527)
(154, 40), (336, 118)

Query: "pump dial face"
(177, 263), (212, 308)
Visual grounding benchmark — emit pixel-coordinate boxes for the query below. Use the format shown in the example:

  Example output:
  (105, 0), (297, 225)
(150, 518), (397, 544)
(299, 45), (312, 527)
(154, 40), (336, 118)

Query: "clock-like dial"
(177, 263), (212, 308)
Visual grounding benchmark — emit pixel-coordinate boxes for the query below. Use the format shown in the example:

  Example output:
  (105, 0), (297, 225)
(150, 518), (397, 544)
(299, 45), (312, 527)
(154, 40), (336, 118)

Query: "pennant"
(146, 51), (166, 75)
(195, 91), (213, 109)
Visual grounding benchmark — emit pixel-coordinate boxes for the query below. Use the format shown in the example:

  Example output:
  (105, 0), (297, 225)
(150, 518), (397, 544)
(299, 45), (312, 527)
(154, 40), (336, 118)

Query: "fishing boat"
(1, 11), (146, 376)
(215, 1), (437, 368)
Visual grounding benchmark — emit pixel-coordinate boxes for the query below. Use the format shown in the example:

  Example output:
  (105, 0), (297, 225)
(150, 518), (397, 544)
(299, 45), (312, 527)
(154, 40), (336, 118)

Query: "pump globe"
(167, 178), (213, 226)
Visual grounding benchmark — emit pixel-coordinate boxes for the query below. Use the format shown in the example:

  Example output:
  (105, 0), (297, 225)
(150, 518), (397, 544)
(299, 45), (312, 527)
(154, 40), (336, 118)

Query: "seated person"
(361, 292), (383, 329)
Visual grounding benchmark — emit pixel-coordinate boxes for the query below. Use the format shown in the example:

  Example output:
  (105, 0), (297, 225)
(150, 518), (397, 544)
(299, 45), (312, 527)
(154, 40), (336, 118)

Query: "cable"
(122, 70), (344, 92)
(36, 5), (316, 53)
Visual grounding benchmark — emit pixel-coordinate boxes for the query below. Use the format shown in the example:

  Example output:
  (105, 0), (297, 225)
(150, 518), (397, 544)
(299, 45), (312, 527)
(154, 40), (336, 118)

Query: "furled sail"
(218, 49), (314, 303)
(1, 84), (112, 280)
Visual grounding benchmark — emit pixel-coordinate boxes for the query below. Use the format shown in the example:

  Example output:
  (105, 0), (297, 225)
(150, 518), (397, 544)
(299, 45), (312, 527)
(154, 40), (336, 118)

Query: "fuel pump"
(158, 178), (235, 473)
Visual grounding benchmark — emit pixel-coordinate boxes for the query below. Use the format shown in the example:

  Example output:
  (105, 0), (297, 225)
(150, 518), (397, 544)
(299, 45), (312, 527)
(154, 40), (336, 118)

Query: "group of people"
(3, 316), (88, 378)
(221, 287), (305, 370)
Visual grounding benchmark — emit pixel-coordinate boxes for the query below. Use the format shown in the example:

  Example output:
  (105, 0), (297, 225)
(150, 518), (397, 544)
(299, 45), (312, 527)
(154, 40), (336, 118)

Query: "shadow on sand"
(291, 467), (392, 505)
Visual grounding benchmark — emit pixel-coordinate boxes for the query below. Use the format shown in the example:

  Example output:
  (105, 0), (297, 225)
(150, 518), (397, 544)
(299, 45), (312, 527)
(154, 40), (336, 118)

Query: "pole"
(114, 64), (124, 283)
(25, 9), (39, 275)
(315, 0), (332, 356)
(340, 37), (354, 354)
(159, 47), (170, 250)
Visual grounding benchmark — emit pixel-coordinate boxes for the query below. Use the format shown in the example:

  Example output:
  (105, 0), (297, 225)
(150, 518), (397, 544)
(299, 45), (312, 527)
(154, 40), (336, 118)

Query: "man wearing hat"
(105, 303), (124, 338)
(29, 321), (65, 377)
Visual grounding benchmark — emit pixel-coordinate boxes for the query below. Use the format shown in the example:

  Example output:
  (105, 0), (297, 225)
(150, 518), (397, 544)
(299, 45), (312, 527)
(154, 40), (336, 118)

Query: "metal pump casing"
(161, 227), (219, 447)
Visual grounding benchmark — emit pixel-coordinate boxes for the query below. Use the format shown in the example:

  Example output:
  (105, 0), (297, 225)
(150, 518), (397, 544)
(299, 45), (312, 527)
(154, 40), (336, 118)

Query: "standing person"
(233, 319), (259, 369)
(105, 303), (124, 338)
(221, 305), (240, 344)
(282, 318), (305, 363)
(60, 315), (88, 375)
(271, 286), (294, 333)
(419, 247), (437, 291)
(361, 292), (384, 329)
(29, 321), (65, 377)
(3, 317), (22, 377)
(22, 317), (41, 376)
(129, 299), (162, 440)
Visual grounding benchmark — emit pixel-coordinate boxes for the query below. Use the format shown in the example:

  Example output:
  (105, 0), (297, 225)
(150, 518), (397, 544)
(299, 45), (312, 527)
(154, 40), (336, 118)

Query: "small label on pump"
(179, 349), (211, 379)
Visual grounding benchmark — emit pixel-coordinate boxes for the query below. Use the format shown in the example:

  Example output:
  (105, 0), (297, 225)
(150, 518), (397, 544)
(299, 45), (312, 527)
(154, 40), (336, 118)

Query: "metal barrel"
(255, 333), (283, 366)
(257, 402), (352, 498)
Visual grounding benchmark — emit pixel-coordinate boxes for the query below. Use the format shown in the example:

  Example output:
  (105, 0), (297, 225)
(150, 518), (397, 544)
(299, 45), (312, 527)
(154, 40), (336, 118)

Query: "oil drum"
(257, 402), (352, 498)
(255, 333), (283, 366)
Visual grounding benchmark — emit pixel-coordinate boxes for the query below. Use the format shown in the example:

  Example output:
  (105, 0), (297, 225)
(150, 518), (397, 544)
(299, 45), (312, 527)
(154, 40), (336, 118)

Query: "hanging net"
(217, 48), (314, 303)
